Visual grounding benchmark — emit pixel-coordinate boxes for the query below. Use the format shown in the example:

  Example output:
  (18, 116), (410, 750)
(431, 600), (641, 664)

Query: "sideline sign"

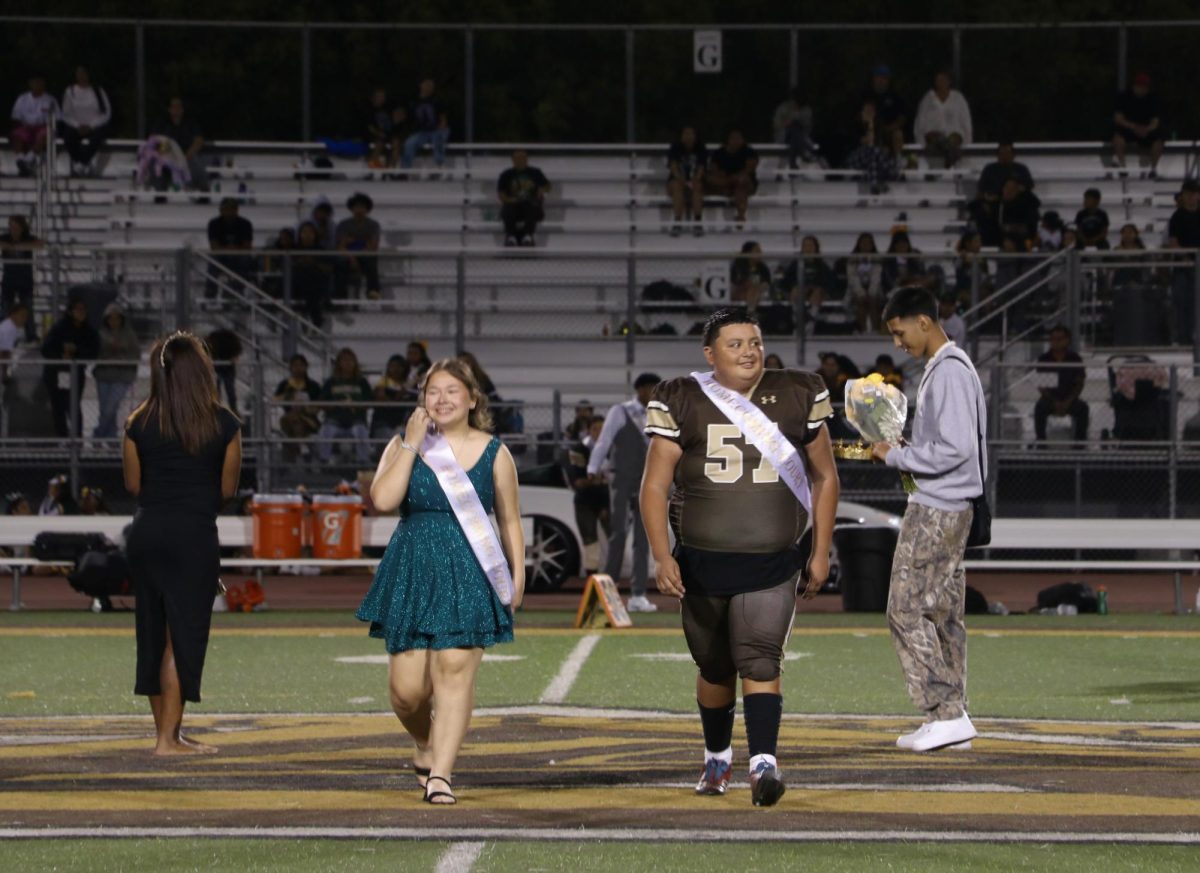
(574, 573), (633, 628)
(693, 30), (722, 74)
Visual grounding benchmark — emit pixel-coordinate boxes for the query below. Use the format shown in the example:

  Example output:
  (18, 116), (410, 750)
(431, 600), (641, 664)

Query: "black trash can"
(833, 526), (899, 613)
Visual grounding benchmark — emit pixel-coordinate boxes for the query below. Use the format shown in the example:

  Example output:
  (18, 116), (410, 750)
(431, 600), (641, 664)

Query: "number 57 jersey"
(645, 369), (833, 554)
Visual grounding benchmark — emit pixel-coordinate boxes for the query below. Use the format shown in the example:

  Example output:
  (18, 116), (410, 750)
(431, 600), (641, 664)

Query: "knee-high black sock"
(743, 693), (783, 759)
(697, 700), (735, 754)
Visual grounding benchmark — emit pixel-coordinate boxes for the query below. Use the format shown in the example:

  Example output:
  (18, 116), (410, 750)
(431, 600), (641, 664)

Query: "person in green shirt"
(318, 347), (373, 465)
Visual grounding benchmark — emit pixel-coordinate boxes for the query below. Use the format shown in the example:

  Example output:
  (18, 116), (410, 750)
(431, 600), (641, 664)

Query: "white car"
(517, 467), (901, 592)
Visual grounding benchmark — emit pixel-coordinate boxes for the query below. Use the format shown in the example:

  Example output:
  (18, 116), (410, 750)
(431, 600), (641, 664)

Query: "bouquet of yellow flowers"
(841, 373), (916, 494)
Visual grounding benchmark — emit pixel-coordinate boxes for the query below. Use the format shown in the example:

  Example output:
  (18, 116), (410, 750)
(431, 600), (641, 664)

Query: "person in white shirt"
(938, 294), (968, 347)
(586, 373), (660, 612)
(59, 66), (112, 177)
(913, 71), (973, 169)
(10, 74), (60, 177)
(0, 302), (28, 389)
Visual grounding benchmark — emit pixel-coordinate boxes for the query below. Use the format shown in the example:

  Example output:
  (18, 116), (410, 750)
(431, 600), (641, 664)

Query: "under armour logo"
(760, 395), (777, 404)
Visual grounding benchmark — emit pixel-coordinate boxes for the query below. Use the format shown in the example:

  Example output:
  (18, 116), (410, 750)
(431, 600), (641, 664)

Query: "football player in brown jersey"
(640, 308), (838, 806)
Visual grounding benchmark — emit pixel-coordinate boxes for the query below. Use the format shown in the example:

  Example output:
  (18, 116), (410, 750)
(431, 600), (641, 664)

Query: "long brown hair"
(421, 358), (493, 432)
(129, 331), (228, 454)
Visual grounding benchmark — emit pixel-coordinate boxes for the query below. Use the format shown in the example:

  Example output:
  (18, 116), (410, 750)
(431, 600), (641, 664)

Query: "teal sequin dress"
(357, 436), (514, 652)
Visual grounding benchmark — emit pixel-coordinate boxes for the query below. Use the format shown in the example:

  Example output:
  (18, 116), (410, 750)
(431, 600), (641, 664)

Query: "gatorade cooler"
(251, 494), (305, 559)
(311, 494), (364, 559)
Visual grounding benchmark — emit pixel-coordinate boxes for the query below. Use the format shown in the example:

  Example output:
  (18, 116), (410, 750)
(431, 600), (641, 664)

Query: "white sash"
(691, 371), (812, 515)
(420, 431), (514, 606)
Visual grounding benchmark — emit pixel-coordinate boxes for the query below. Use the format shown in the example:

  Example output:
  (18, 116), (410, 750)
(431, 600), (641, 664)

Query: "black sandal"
(423, 775), (456, 805)
(413, 764), (431, 788)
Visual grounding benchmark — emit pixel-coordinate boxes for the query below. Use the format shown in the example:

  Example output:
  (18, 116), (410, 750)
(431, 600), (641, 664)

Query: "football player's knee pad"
(736, 651), (783, 683)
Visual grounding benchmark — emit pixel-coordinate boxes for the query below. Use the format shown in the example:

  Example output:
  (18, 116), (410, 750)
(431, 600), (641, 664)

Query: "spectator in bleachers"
(993, 233), (1029, 292)
(989, 178), (1041, 249)
(913, 70), (971, 169)
(59, 66), (111, 177)
(1166, 179), (1200, 344)
(79, 486), (109, 516)
(303, 197), (336, 251)
(261, 227), (295, 298)
(1113, 72), (1164, 177)
(976, 141), (1035, 200)
(207, 198), (255, 295)
(41, 299), (98, 438)
(772, 88), (820, 168)
(399, 77), (450, 171)
(845, 98), (899, 194)
(404, 340), (432, 391)
(565, 399), (595, 441)
(565, 413), (610, 574)
(706, 128), (758, 225)
(9, 73), (58, 178)
(92, 303), (139, 440)
(1037, 211), (1064, 252)
(863, 64), (908, 162)
(953, 230), (985, 296)
(1060, 225), (1079, 251)
(457, 349), (523, 433)
(318, 347), (372, 466)
(729, 241), (771, 315)
(0, 302), (29, 383)
(818, 351), (860, 398)
(883, 231), (928, 293)
(293, 221), (333, 326)
(845, 232), (884, 333)
(779, 234), (838, 315)
(667, 125), (707, 235)
(371, 354), (414, 441)
(1075, 188), (1110, 249)
(1112, 223), (1149, 290)
(868, 353), (904, 390)
(764, 353), (785, 369)
(207, 329), (243, 413)
(152, 97), (209, 191)
(1, 215), (43, 341)
(365, 87), (403, 169)
(939, 293), (968, 347)
(4, 491), (31, 516)
(274, 353), (322, 463)
(497, 149), (551, 247)
(336, 192), (381, 300)
(1034, 324), (1088, 444)
(38, 474), (76, 516)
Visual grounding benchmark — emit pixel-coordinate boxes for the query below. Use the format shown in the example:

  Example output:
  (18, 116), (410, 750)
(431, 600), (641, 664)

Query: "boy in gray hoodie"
(871, 286), (986, 752)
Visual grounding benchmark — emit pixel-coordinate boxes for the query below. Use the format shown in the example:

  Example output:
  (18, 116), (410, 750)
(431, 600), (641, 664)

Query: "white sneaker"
(626, 595), (657, 613)
(907, 714), (977, 752)
(897, 723), (972, 751)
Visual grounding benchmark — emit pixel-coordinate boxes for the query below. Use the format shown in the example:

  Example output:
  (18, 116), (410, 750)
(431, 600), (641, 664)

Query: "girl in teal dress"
(357, 358), (525, 805)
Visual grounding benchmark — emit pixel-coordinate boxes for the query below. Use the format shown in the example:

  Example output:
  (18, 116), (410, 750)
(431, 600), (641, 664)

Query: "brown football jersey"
(645, 368), (832, 554)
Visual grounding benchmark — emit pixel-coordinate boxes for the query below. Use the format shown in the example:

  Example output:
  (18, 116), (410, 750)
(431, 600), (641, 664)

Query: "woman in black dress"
(122, 331), (241, 756)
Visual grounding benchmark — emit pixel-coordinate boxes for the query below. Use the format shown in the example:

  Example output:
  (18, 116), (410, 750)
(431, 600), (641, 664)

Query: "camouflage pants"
(887, 501), (973, 720)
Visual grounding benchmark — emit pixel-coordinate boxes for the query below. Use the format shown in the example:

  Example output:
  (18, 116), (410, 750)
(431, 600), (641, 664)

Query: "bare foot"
(413, 743), (433, 788)
(152, 741), (209, 757)
(178, 734), (219, 754)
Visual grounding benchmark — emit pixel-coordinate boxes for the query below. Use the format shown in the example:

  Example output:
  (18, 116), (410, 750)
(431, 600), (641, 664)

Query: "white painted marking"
(1109, 697), (1133, 705)
(435, 841), (485, 873)
(335, 654), (525, 665)
(977, 731), (1195, 750)
(538, 634), (601, 704)
(0, 827), (1197, 845)
(628, 651), (813, 662)
(0, 734), (127, 746)
(852, 633), (870, 638)
(347, 697), (375, 705)
(642, 781), (1031, 794)
(983, 632), (1002, 638)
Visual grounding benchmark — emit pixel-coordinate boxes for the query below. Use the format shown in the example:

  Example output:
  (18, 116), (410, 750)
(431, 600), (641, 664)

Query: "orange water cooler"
(250, 494), (306, 559)
(310, 495), (364, 559)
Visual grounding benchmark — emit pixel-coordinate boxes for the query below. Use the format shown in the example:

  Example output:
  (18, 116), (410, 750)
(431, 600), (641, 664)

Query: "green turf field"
(1, 839), (1197, 873)
(3, 612), (1199, 721)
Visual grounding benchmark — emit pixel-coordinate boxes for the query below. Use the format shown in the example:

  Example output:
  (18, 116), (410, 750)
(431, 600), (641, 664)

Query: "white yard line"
(434, 841), (485, 873)
(537, 634), (601, 704)
(0, 826), (1197, 844)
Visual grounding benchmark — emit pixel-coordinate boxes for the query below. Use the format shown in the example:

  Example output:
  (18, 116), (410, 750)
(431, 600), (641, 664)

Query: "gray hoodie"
(885, 342), (987, 512)
(93, 303), (140, 384)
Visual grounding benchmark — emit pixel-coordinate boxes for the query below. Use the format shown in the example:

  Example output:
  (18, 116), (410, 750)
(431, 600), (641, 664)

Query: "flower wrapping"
(843, 373), (916, 493)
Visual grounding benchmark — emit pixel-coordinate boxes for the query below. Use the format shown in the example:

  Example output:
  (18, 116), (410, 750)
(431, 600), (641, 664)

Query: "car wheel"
(525, 516), (581, 593)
